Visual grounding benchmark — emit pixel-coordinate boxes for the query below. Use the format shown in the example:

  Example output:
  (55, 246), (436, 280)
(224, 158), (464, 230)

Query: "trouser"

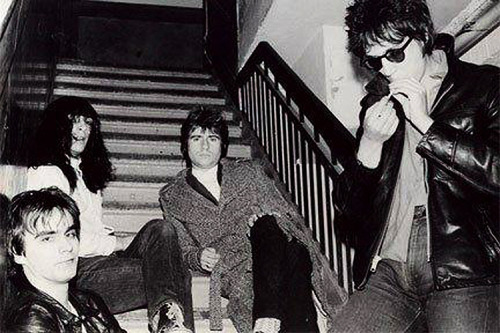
(251, 215), (319, 332)
(332, 206), (499, 333)
(75, 219), (194, 331)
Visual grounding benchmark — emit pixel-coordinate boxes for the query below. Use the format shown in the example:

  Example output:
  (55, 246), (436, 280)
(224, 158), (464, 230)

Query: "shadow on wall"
(0, 0), (61, 165)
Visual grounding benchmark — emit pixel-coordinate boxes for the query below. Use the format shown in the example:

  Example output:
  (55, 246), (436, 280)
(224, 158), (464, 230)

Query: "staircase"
(53, 59), (247, 332)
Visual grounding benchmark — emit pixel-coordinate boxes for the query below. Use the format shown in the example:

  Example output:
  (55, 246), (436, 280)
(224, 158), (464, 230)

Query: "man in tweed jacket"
(160, 107), (347, 333)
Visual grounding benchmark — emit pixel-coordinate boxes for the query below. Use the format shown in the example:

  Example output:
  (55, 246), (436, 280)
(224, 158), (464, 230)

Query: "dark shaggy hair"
(7, 187), (81, 258)
(29, 96), (114, 193)
(180, 106), (229, 167)
(345, 0), (435, 58)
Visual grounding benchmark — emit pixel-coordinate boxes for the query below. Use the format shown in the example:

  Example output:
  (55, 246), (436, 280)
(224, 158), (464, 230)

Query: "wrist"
(357, 137), (384, 169)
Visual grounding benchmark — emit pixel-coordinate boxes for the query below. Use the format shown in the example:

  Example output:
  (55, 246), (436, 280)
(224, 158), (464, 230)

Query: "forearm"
(417, 121), (500, 196)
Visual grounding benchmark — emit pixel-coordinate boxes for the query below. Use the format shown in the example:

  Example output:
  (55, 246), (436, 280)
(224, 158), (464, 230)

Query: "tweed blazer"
(159, 158), (347, 332)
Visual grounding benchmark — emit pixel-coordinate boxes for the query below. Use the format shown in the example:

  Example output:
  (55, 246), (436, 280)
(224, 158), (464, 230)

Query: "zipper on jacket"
(423, 159), (431, 262)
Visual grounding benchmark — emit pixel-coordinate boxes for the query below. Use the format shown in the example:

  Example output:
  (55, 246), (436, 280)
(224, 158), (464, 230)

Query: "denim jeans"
(75, 219), (194, 331)
(251, 215), (319, 332)
(332, 207), (499, 333)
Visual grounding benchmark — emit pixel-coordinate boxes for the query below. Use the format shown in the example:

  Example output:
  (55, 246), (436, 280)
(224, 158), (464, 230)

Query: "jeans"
(75, 219), (194, 331)
(251, 215), (319, 332)
(333, 206), (499, 333)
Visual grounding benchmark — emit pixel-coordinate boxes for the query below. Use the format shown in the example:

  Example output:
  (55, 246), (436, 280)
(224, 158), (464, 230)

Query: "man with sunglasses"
(332, 0), (499, 331)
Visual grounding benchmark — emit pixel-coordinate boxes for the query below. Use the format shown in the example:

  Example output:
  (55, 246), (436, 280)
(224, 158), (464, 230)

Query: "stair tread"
(55, 75), (219, 91)
(55, 83), (223, 98)
(56, 62), (212, 79)
(53, 88), (226, 105)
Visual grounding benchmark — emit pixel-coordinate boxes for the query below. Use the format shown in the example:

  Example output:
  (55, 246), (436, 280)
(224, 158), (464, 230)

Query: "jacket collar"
(11, 271), (100, 327)
(163, 159), (248, 218)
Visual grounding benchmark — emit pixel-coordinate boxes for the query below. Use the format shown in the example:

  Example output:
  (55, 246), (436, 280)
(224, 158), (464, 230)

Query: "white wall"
(238, 0), (475, 132)
(0, 0), (15, 34)
(239, 0), (348, 69)
(239, 0), (363, 133)
(461, 26), (500, 66)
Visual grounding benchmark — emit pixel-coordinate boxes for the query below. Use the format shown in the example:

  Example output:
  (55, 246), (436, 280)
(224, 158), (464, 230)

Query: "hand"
(357, 96), (399, 168)
(114, 235), (134, 252)
(389, 78), (434, 133)
(200, 247), (220, 272)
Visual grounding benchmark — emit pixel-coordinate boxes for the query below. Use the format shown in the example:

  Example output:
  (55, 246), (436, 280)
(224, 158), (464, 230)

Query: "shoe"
(157, 302), (192, 333)
(253, 318), (281, 333)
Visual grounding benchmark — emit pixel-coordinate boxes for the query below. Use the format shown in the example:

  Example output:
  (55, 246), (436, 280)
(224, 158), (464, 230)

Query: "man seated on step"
(25, 96), (194, 333)
(159, 107), (347, 333)
(5, 187), (125, 332)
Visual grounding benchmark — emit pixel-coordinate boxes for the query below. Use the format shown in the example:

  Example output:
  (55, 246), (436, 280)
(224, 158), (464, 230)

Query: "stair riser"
(103, 209), (161, 233)
(57, 63), (212, 79)
(105, 140), (251, 158)
(95, 105), (234, 121)
(103, 182), (163, 206)
(55, 76), (219, 92)
(113, 159), (185, 179)
(101, 121), (241, 138)
(54, 88), (226, 105)
(15, 101), (235, 122)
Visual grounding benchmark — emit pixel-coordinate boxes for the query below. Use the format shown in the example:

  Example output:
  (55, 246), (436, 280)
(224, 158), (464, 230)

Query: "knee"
(144, 219), (177, 238)
(250, 215), (285, 241)
(251, 215), (278, 234)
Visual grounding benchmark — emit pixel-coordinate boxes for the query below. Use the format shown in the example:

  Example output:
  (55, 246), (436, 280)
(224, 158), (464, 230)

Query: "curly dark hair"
(180, 106), (229, 167)
(28, 96), (114, 193)
(345, 0), (435, 58)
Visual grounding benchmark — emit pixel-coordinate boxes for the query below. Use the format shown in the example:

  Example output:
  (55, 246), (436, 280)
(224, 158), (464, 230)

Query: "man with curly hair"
(333, 0), (499, 331)
(26, 96), (194, 333)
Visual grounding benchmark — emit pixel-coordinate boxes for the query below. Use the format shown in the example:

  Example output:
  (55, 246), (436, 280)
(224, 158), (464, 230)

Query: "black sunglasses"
(361, 37), (413, 71)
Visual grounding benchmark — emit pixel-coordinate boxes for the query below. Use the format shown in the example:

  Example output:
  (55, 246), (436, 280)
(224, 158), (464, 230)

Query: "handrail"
(237, 41), (356, 293)
(238, 42), (356, 167)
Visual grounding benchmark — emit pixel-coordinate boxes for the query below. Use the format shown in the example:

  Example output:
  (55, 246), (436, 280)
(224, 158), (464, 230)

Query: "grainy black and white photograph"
(0, 0), (499, 332)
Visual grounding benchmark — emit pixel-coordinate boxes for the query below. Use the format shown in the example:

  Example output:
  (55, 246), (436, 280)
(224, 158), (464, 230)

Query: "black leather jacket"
(334, 35), (499, 290)
(5, 274), (125, 333)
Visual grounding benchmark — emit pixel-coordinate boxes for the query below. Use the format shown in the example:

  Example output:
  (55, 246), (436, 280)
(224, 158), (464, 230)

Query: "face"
(14, 210), (79, 287)
(70, 115), (93, 158)
(365, 37), (427, 83)
(188, 127), (222, 170)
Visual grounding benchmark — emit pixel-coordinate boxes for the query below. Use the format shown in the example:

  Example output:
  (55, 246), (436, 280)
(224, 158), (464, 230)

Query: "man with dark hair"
(27, 96), (193, 333)
(5, 187), (124, 332)
(333, 0), (499, 331)
(160, 107), (347, 333)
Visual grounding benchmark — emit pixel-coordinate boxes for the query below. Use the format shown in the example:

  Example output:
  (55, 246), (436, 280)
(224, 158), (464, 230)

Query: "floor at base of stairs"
(115, 309), (237, 333)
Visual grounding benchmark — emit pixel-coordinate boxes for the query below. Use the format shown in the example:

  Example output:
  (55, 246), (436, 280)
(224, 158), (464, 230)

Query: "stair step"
(112, 158), (185, 180)
(53, 88), (226, 105)
(104, 181), (164, 206)
(93, 104), (234, 121)
(55, 75), (219, 92)
(115, 275), (234, 333)
(56, 63), (213, 80)
(103, 207), (161, 233)
(101, 120), (241, 138)
(15, 100), (235, 123)
(105, 139), (251, 159)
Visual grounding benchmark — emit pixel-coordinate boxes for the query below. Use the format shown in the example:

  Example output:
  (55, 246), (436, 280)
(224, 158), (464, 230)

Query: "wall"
(73, 1), (204, 68)
(0, 0), (59, 165)
(461, 25), (500, 66)
(238, 0), (475, 133)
